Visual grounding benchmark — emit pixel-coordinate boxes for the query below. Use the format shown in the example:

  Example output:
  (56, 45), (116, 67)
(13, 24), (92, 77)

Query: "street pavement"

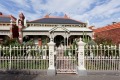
(0, 73), (120, 80)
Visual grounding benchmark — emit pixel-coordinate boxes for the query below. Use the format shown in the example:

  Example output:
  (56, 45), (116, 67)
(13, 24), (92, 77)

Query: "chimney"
(64, 14), (69, 19)
(89, 26), (95, 30)
(44, 14), (49, 18)
(0, 12), (3, 15)
(112, 22), (116, 24)
(19, 12), (25, 21)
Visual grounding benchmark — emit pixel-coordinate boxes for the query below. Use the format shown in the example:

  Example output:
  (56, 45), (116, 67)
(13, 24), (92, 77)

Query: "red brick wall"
(12, 25), (19, 38)
(94, 28), (120, 44)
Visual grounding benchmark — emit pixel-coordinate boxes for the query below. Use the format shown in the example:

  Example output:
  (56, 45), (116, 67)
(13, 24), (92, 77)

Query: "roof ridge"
(70, 18), (85, 24)
(94, 22), (120, 32)
(29, 18), (45, 22)
(29, 15), (68, 22)
(48, 16), (66, 18)
(0, 15), (11, 17)
(29, 17), (84, 24)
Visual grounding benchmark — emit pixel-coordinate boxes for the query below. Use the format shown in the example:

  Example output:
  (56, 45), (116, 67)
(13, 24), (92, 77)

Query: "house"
(0, 12), (93, 46)
(93, 22), (120, 44)
(0, 12), (17, 43)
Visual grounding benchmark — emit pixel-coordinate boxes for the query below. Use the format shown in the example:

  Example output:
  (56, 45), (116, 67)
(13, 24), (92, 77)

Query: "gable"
(49, 25), (69, 32)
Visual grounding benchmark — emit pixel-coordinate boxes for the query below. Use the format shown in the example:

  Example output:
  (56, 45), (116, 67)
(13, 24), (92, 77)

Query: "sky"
(0, 0), (120, 28)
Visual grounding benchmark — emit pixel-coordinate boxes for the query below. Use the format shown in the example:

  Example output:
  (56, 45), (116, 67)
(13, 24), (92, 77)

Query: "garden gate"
(55, 46), (78, 73)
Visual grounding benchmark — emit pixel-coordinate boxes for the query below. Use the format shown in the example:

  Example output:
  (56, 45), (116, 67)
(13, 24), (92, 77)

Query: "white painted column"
(77, 38), (87, 76)
(63, 36), (66, 49)
(47, 39), (56, 76)
(66, 33), (69, 47)
(10, 19), (13, 39)
(52, 31), (55, 42)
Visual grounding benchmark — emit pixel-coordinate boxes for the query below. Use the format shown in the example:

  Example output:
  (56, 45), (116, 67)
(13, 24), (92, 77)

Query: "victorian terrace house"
(0, 12), (93, 46)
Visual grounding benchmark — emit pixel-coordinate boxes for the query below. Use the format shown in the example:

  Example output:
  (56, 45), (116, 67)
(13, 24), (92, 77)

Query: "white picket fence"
(0, 46), (49, 70)
(85, 45), (120, 71)
(0, 45), (120, 71)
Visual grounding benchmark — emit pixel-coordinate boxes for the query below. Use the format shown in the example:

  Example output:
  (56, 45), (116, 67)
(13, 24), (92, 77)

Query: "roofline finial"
(44, 13), (51, 18)
(64, 14), (69, 19)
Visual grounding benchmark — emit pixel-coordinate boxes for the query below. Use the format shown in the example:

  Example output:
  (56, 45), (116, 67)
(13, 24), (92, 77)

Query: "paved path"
(0, 73), (120, 80)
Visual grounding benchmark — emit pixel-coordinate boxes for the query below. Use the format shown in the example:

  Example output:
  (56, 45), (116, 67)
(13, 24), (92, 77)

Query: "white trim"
(19, 32), (21, 35)
(23, 27), (92, 32)
(24, 18), (26, 27)
(49, 25), (70, 33)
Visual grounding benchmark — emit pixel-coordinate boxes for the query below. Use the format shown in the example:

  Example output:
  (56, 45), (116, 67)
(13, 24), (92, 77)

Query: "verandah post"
(77, 38), (87, 76)
(47, 38), (55, 76)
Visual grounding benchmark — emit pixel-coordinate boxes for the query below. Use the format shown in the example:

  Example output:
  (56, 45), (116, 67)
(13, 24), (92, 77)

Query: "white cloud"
(0, 0), (120, 27)
(9, 0), (30, 8)
(88, 0), (120, 17)
(0, 4), (11, 14)
(30, 0), (96, 14)
(66, 0), (120, 27)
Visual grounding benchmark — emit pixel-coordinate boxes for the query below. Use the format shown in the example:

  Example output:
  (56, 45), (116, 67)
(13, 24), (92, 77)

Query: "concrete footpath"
(0, 73), (120, 80)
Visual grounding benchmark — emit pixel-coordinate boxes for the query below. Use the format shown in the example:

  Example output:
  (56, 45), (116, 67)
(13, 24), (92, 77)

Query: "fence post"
(77, 38), (87, 76)
(9, 45), (12, 70)
(0, 46), (1, 69)
(47, 39), (55, 76)
(118, 44), (120, 71)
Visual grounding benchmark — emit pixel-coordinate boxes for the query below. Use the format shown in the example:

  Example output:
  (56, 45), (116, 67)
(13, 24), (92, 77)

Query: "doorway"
(54, 35), (64, 47)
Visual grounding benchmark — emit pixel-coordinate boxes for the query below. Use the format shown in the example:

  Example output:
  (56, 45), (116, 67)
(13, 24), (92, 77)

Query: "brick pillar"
(18, 20), (23, 43)
(17, 12), (25, 44)
(38, 38), (42, 46)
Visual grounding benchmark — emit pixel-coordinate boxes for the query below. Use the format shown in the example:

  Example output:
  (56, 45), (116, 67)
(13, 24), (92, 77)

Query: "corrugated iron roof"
(0, 14), (16, 23)
(29, 18), (84, 24)
(0, 17), (11, 23)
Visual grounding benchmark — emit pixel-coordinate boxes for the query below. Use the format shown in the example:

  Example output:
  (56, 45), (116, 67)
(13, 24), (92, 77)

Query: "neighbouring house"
(93, 22), (120, 45)
(0, 12), (18, 43)
(0, 12), (93, 46)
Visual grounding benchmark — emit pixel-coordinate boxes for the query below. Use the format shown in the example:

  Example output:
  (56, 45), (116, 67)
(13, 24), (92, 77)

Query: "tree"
(94, 35), (113, 45)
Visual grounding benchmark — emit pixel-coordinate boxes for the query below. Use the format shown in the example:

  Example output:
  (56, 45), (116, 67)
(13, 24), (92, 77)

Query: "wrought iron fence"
(85, 45), (120, 70)
(0, 45), (49, 70)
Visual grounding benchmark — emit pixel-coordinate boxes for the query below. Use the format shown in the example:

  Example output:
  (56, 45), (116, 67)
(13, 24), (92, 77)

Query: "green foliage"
(94, 35), (113, 45)
(87, 40), (97, 46)
(72, 39), (78, 49)
(1, 38), (21, 46)
(24, 39), (35, 46)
